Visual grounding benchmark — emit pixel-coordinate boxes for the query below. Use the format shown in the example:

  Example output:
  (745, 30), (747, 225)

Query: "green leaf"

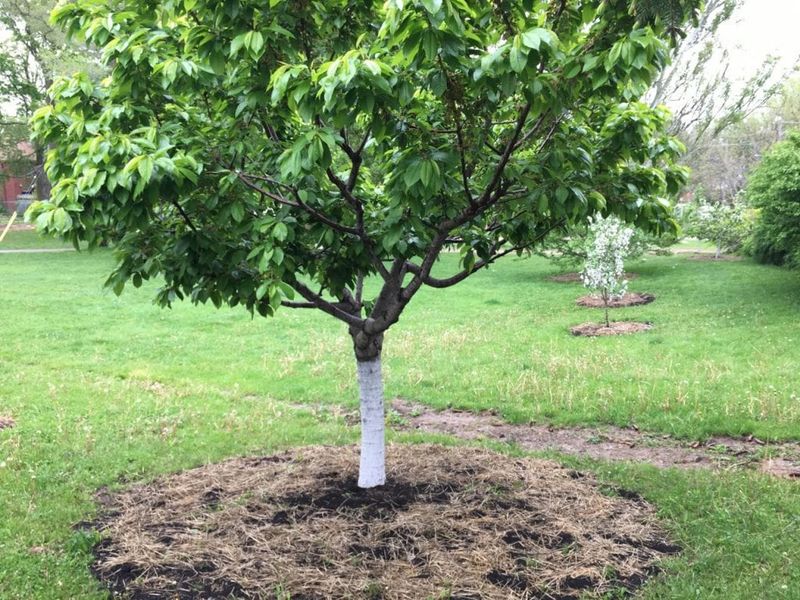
(421, 0), (442, 14)
(509, 38), (528, 73)
(273, 222), (288, 241)
(521, 28), (557, 52)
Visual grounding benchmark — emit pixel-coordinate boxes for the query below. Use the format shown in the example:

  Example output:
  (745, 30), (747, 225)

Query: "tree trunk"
(351, 328), (386, 488)
(356, 356), (385, 488)
(715, 240), (722, 260)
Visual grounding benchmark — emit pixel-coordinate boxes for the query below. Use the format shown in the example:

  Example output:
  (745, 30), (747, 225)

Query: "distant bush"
(746, 131), (800, 267)
(681, 198), (754, 258)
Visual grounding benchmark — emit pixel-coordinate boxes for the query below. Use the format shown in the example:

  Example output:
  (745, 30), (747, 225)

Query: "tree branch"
(291, 280), (364, 327)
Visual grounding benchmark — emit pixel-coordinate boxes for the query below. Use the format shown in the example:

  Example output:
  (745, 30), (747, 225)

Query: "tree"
(683, 197), (752, 258)
(686, 77), (800, 204)
(647, 0), (785, 159)
(746, 130), (800, 268)
(581, 215), (634, 327)
(30, 0), (698, 488)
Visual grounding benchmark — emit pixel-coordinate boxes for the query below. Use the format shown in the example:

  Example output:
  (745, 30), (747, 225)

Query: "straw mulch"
(571, 322), (653, 337)
(89, 444), (680, 599)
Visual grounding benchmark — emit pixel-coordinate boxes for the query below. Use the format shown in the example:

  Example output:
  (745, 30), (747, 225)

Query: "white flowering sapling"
(581, 216), (635, 327)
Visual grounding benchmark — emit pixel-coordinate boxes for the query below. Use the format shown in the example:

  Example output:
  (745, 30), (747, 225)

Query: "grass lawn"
(0, 227), (75, 250)
(1, 230), (799, 598)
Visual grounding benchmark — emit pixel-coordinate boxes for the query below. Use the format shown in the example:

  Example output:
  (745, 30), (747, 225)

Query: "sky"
(718, 0), (800, 77)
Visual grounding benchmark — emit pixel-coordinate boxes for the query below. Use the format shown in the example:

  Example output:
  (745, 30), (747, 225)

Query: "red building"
(0, 142), (35, 213)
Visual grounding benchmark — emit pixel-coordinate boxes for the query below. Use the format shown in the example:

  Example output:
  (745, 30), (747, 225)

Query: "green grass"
(0, 227), (74, 250)
(1, 229), (799, 599)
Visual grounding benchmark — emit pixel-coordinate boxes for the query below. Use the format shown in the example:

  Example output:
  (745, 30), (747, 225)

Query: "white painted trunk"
(357, 357), (385, 488)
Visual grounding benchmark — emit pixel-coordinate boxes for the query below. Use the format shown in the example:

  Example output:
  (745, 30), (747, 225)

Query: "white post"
(357, 357), (385, 488)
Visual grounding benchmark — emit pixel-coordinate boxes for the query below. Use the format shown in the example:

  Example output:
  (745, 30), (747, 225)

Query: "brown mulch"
(391, 400), (800, 475)
(0, 415), (15, 430)
(88, 444), (681, 600)
(570, 322), (653, 337)
(683, 252), (742, 262)
(549, 272), (638, 283)
(576, 293), (655, 309)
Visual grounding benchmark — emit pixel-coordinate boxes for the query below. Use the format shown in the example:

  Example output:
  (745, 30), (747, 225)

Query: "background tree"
(688, 77), (800, 204)
(30, 0), (698, 488)
(746, 130), (800, 268)
(581, 215), (634, 327)
(646, 0), (786, 159)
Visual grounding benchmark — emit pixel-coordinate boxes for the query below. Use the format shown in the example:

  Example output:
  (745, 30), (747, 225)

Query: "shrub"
(746, 131), (800, 267)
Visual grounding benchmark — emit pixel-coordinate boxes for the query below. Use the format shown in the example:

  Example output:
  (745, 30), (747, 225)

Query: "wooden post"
(0, 211), (18, 244)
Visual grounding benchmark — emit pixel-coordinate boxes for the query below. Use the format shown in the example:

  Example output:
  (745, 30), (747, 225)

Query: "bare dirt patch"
(89, 444), (680, 600)
(392, 400), (800, 475)
(760, 459), (800, 479)
(0, 415), (15, 430)
(549, 272), (638, 283)
(576, 293), (655, 308)
(570, 321), (653, 337)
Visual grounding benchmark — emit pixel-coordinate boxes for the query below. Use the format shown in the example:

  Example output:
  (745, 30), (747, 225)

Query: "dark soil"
(576, 293), (655, 308)
(549, 272), (638, 283)
(570, 321), (653, 336)
(88, 445), (681, 600)
(0, 415), (15, 430)
(391, 399), (800, 475)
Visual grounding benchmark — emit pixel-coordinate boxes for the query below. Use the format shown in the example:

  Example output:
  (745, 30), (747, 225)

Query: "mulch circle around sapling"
(571, 322), (653, 337)
(549, 271), (638, 283)
(576, 293), (656, 308)
(684, 252), (742, 262)
(87, 444), (680, 600)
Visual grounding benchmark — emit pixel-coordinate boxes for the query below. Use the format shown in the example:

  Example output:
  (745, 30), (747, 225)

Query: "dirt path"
(0, 248), (75, 254)
(391, 399), (800, 479)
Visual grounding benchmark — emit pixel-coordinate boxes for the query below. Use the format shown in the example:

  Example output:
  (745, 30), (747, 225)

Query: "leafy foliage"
(30, 0), (695, 344)
(581, 215), (634, 325)
(746, 131), (800, 268)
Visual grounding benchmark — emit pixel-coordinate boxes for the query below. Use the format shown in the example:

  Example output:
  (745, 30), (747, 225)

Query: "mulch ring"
(0, 415), (15, 430)
(571, 322), (653, 337)
(549, 272), (638, 283)
(87, 444), (681, 600)
(576, 293), (655, 309)
(683, 252), (742, 262)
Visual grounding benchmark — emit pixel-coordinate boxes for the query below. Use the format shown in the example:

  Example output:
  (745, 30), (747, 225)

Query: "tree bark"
(356, 355), (385, 488)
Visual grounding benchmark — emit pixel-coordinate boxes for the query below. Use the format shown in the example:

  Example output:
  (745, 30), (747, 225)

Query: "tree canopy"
(30, 0), (699, 486)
